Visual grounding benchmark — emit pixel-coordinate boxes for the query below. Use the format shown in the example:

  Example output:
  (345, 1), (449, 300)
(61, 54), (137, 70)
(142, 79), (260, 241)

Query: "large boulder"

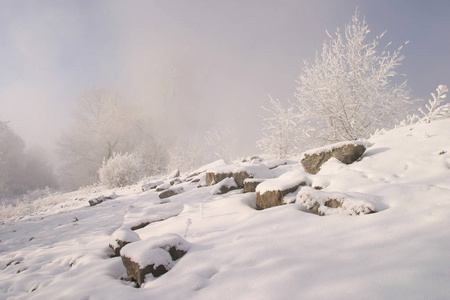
(120, 234), (191, 287)
(243, 178), (265, 193)
(109, 227), (140, 257)
(255, 170), (310, 209)
(301, 141), (367, 174)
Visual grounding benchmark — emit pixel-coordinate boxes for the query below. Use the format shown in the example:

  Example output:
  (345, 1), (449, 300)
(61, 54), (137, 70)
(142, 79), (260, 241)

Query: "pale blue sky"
(1, 0), (449, 158)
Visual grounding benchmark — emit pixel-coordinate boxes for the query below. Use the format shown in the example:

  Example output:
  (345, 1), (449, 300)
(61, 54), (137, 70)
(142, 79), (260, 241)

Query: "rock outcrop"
(301, 141), (366, 174)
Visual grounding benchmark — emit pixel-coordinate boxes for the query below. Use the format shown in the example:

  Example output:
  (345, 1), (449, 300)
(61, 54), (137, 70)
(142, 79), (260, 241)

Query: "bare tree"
(0, 120), (57, 198)
(57, 86), (143, 189)
(205, 126), (237, 162)
(295, 9), (410, 144)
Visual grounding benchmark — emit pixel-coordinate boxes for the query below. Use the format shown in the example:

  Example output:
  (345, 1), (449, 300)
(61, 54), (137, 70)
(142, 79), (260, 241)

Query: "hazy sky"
(1, 0), (449, 161)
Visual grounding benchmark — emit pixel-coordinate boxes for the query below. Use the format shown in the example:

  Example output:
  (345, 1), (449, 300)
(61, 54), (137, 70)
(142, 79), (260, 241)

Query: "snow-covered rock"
(206, 163), (273, 188)
(210, 178), (238, 195)
(301, 140), (367, 174)
(120, 233), (191, 287)
(156, 182), (172, 192)
(88, 192), (117, 206)
(109, 227), (141, 257)
(141, 181), (164, 192)
(255, 170), (311, 209)
(296, 187), (376, 216)
(159, 186), (185, 199)
(243, 178), (265, 193)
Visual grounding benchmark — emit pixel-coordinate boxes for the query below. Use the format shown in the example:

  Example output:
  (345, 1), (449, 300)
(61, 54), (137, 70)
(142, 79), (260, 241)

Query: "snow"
(109, 227), (140, 248)
(155, 182), (171, 191)
(1, 119), (450, 299)
(261, 158), (287, 169)
(256, 169), (310, 194)
(195, 159), (227, 173)
(122, 202), (184, 230)
(301, 139), (369, 158)
(235, 164), (274, 179)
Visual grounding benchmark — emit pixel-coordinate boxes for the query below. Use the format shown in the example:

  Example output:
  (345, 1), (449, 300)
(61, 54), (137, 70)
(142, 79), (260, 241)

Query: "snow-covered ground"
(1, 119), (449, 299)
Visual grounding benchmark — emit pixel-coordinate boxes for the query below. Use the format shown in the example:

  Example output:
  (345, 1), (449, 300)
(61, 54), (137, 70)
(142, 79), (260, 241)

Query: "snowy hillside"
(1, 119), (449, 300)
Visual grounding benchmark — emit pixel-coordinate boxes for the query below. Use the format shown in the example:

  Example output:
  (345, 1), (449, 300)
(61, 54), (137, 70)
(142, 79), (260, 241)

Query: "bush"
(98, 153), (145, 188)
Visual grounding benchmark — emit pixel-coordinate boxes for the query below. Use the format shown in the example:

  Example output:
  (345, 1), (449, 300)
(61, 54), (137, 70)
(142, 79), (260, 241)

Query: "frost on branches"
(295, 10), (409, 143)
(418, 85), (449, 123)
(257, 97), (302, 158)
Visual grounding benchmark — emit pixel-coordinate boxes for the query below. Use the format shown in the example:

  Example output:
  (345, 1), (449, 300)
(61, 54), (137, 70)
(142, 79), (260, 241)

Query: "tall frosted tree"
(295, 10), (410, 143)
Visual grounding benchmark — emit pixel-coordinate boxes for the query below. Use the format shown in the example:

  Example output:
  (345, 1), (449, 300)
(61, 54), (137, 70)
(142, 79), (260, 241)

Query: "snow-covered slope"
(1, 119), (449, 300)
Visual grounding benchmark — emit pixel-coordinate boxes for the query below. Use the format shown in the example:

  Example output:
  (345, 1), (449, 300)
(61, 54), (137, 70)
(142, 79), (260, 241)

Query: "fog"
(1, 0), (449, 164)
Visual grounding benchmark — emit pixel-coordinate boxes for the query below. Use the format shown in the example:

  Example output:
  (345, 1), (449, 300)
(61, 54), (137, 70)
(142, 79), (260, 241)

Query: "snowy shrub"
(98, 153), (145, 188)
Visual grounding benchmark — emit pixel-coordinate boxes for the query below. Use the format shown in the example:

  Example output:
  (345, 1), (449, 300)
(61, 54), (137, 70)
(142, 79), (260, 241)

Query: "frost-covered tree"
(295, 10), (409, 143)
(257, 97), (302, 158)
(98, 152), (145, 188)
(418, 85), (449, 123)
(57, 86), (146, 190)
(205, 126), (237, 162)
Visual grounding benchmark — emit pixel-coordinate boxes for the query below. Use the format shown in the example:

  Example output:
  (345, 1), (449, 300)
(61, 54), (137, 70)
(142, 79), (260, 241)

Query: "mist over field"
(1, 0), (449, 193)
